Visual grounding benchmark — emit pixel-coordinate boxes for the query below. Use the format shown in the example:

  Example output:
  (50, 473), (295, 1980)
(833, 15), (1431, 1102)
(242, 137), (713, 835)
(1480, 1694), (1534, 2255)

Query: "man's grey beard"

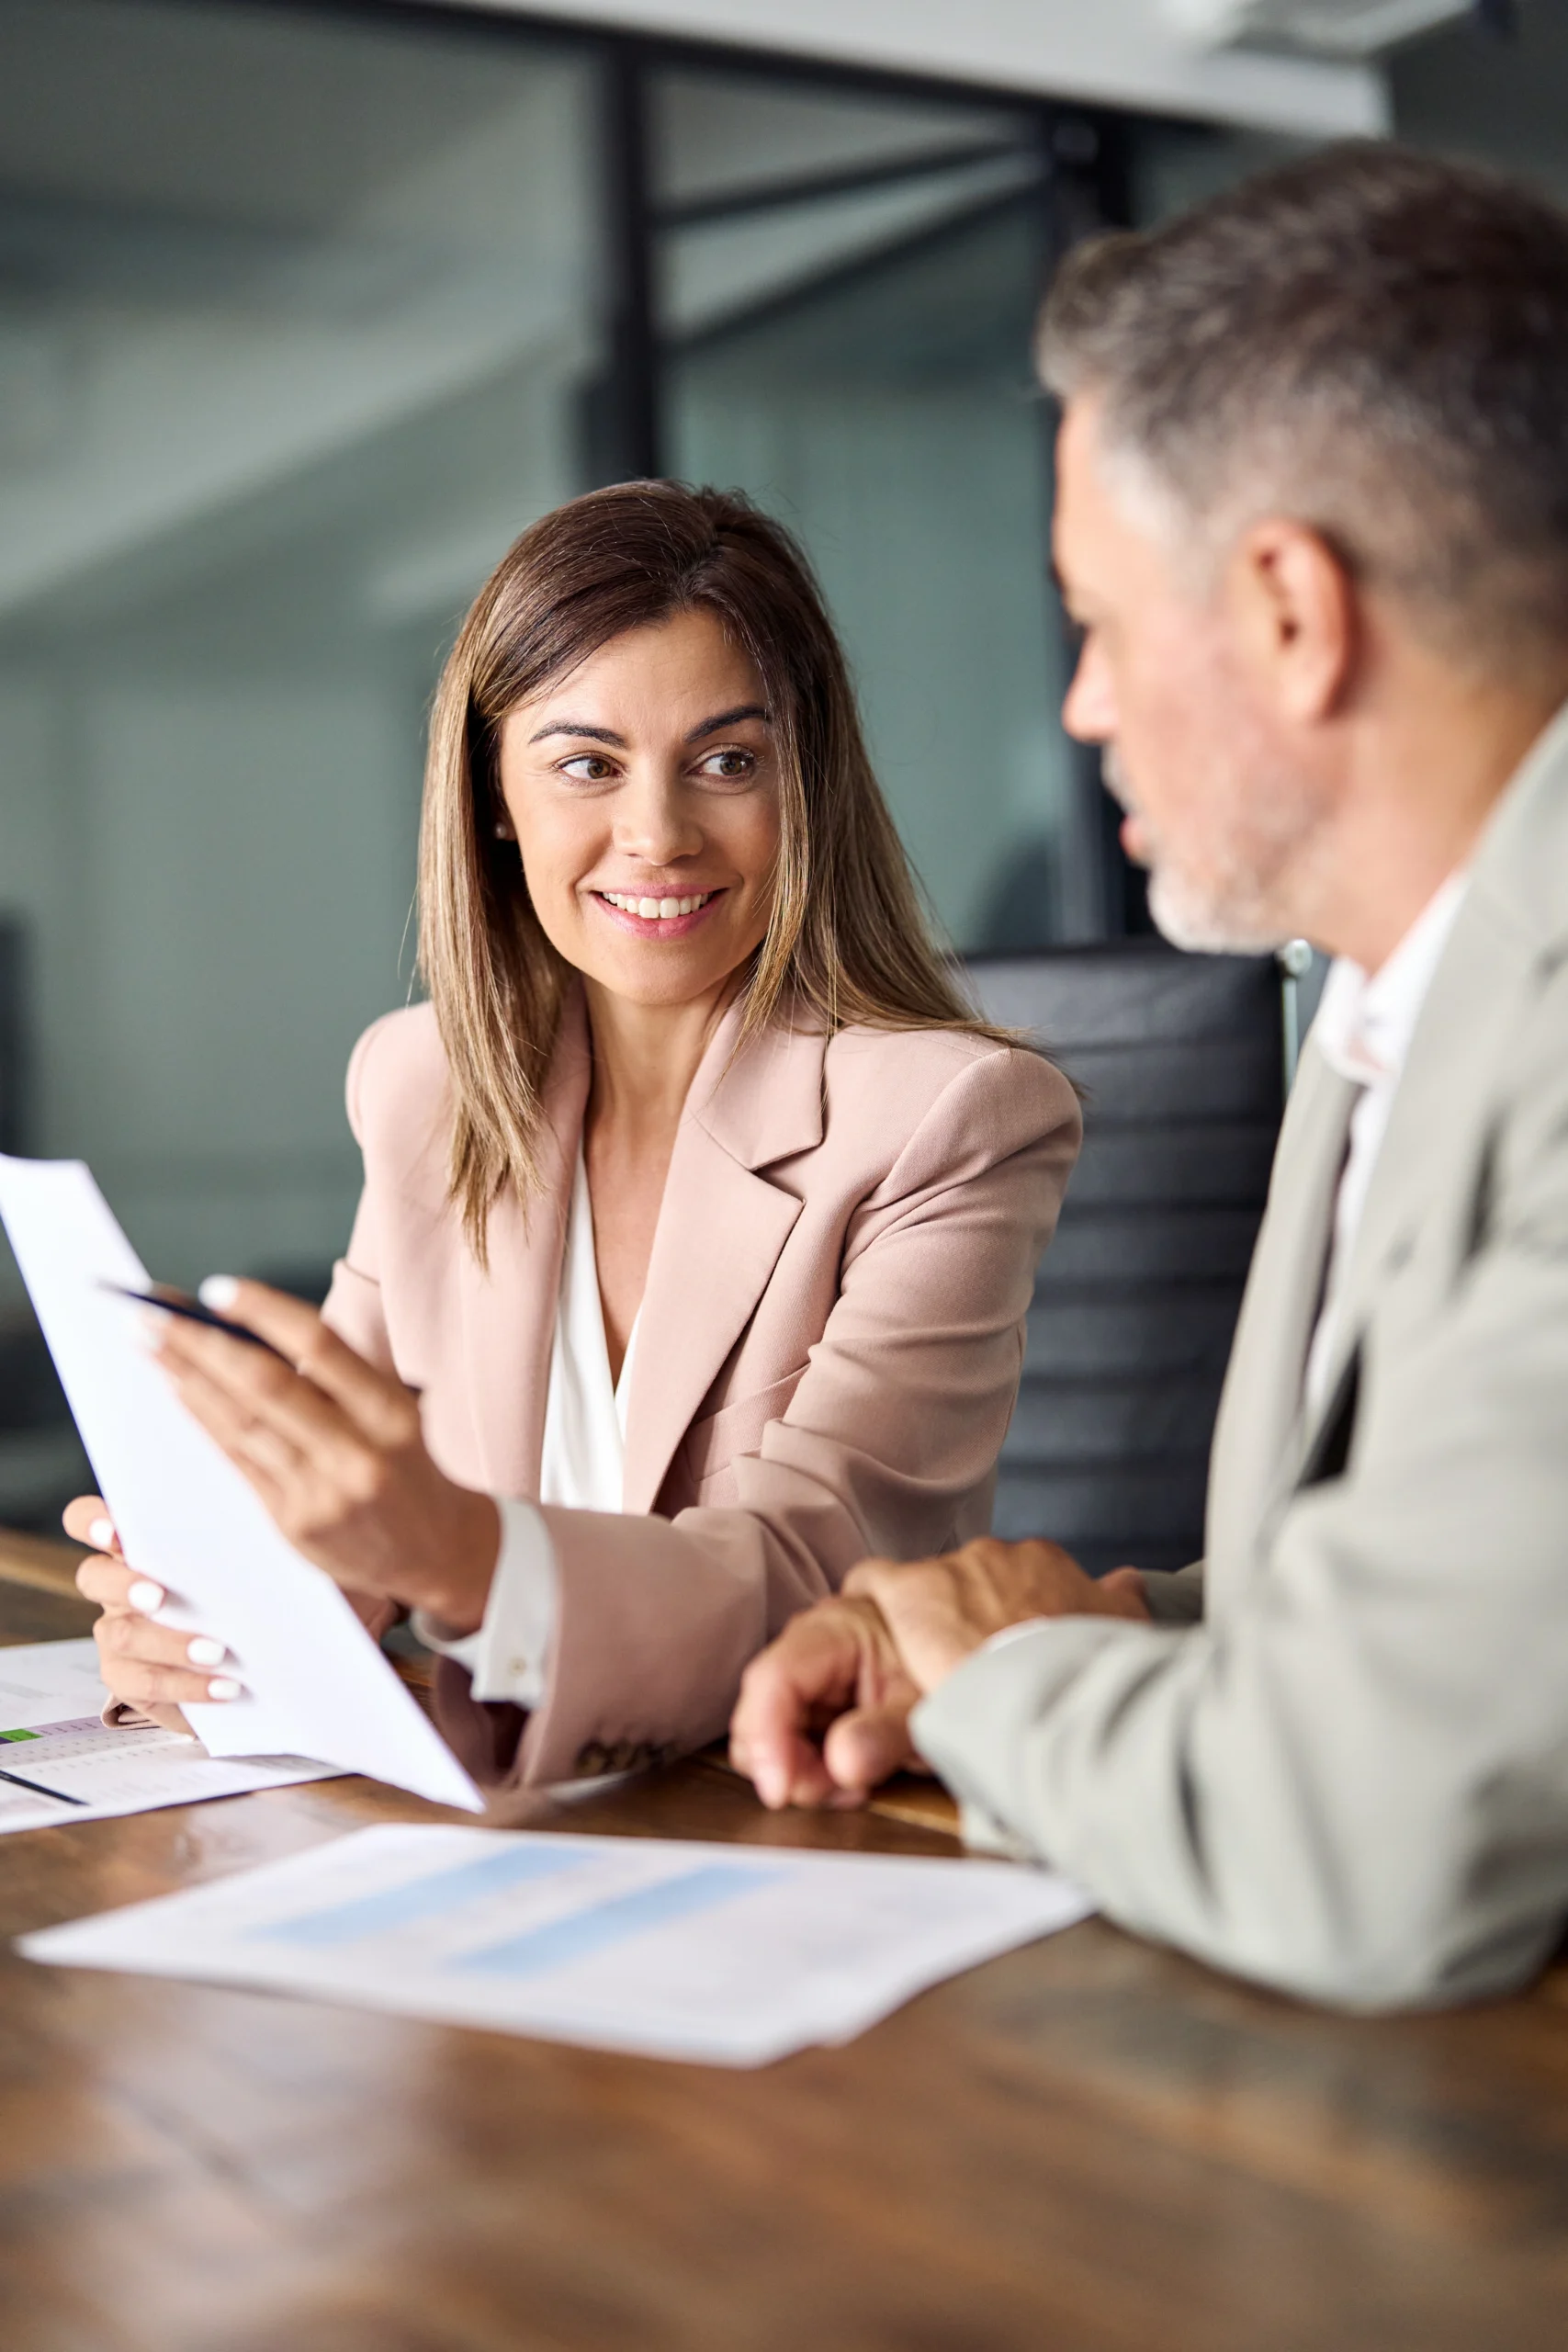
(1101, 746), (1304, 957)
(1145, 866), (1292, 956)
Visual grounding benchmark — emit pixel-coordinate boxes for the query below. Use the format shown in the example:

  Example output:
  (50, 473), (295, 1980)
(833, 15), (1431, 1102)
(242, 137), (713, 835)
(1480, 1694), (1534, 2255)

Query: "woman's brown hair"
(419, 480), (1006, 1257)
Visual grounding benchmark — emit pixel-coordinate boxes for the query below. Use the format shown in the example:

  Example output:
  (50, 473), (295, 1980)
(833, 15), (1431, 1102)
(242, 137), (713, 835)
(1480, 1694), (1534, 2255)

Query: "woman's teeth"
(601, 890), (716, 922)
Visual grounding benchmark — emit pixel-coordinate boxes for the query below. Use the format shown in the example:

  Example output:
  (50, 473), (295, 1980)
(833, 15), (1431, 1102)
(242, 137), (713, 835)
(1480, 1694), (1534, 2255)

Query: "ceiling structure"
(430, 0), (1389, 136)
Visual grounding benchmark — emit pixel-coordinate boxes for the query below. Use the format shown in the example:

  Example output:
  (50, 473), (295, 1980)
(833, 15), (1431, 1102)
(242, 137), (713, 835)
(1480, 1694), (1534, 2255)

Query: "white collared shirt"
(1302, 873), (1468, 1417)
(415, 1148), (633, 1706)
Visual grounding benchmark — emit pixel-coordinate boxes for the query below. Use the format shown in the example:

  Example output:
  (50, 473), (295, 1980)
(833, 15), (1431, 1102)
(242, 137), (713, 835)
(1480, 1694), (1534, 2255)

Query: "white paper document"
(0, 1156), (481, 1812)
(0, 1638), (338, 1834)
(18, 1823), (1091, 2064)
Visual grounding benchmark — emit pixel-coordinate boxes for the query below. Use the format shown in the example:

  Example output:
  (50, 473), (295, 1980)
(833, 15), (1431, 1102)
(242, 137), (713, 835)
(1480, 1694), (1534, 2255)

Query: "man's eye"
(560, 754), (616, 783)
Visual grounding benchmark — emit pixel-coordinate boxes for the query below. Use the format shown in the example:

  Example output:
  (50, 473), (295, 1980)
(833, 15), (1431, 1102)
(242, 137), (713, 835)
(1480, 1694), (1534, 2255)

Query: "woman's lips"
(590, 888), (728, 941)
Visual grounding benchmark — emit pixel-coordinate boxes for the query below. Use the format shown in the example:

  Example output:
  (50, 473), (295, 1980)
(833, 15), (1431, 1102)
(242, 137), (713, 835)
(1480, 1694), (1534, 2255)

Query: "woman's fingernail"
(197, 1275), (241, 1311)
(128, 1580), (165, 1613)
(87, 1517), (116, 1550)
(206, 1677), (243, 1702)
(756, 1762), (788, 1809)
(186, 1636), (227, 1668)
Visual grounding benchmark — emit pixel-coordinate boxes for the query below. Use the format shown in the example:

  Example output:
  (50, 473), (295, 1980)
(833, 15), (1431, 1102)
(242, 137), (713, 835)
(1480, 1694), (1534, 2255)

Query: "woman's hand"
(64, 1495), (240, 1736)
(148, 1280), (499, 1633)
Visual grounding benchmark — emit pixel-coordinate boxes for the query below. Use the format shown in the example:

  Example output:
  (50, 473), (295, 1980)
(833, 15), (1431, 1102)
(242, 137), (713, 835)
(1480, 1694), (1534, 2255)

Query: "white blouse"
(415, 1148), (633, 1705)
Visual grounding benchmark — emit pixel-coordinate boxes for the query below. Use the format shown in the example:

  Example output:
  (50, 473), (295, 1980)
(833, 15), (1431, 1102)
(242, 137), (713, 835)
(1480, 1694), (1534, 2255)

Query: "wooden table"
(2, 1544), (1566, 2352)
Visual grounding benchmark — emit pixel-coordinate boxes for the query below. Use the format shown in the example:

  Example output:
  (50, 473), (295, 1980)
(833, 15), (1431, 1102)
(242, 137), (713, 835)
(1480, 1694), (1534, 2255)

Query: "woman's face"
(497, 607), (782, 1012)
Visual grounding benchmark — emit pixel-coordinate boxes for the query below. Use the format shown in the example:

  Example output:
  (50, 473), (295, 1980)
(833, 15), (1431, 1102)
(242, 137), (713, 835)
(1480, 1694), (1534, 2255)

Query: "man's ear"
(1229, 517), (1357, 724)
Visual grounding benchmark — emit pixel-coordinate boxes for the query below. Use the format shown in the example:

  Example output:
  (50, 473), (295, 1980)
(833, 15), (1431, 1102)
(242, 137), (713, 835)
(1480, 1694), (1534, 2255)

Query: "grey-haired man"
(730, 143), (1568, 2010)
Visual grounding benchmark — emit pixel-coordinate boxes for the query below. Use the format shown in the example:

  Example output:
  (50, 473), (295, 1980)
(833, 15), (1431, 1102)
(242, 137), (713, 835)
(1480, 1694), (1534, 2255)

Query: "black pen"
(0, 1762), (89, 1808)
(96, 1281), (289, 1363)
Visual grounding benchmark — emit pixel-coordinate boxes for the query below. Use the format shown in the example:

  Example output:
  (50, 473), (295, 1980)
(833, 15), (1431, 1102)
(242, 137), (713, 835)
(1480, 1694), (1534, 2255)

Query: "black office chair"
(968, 943), (1287, 1578)
(0, 920), (92, 1531)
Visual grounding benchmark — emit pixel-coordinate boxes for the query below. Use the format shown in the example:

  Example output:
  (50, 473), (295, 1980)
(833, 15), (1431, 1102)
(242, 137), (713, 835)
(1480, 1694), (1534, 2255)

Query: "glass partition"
(0, 0), (601, 1520)
(0, 0), (1194, 1530)
(654, 65), (1071, 955)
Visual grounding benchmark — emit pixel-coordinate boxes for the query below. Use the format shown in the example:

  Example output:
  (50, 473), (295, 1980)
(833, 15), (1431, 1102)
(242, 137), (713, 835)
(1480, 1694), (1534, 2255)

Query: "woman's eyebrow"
(686, 704), (770, 741)
(527, 719), (626, 745)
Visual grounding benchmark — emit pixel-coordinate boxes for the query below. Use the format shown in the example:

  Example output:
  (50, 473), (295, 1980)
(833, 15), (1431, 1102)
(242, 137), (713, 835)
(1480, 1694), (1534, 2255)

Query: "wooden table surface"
(2, 1545), (1566, 2352)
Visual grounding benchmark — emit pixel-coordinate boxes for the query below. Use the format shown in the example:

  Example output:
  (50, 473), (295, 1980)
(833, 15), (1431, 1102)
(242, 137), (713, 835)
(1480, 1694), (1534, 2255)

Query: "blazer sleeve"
(436, 1046), (1079, 1790)
(318, 1019), (404, 1642)
(319, 1019), (398, 1377)
(912, 973), (1568, 2011)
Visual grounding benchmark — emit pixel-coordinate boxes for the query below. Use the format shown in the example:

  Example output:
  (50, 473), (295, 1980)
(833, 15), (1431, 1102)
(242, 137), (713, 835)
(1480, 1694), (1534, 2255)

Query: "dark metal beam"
(657, 137), (1035, 230)
(592, 39), (662, 484)
(1037, 108), (1152, 943)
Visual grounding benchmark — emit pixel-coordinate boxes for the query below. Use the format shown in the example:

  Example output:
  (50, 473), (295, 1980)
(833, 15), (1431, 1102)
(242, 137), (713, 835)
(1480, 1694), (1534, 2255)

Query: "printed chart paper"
(0, 1638), (337, 1834)
(0, 1157), (480, 1811)
(17, 1824), (1094, 2065)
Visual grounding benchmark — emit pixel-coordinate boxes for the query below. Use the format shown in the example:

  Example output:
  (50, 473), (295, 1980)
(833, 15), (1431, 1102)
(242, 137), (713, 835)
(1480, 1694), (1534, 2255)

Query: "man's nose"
(1062, 638), (1115, 745)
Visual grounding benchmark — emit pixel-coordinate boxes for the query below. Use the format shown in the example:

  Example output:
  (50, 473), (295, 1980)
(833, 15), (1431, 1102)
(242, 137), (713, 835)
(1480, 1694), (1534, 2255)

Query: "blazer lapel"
(1296, 712), (1568, 1464)
(619, 1010), (825, 1517)
(456, 990), (590, 1499)
(1204, 1039), (1359, 1584)
(1269, 707), (1568, 1517)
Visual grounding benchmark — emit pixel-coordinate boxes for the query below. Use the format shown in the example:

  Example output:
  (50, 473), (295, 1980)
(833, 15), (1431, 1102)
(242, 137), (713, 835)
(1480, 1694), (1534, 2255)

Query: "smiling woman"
(72, 481), (1081, 1792)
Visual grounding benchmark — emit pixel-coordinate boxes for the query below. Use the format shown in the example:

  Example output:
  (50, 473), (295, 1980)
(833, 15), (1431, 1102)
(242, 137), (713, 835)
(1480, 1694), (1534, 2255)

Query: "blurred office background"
(0, 0), (1560, 1522)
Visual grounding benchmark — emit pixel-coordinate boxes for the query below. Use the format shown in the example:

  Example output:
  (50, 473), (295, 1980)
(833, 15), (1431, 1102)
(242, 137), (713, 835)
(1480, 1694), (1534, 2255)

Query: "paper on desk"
(17, 1823), (1093, 2064)
(0, 1637), (339, 1833)
(0, 1157), (480, 1812)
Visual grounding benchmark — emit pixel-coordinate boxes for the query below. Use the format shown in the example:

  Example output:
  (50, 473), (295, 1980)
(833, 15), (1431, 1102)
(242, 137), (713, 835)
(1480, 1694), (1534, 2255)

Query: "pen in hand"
(96, 1282), (291, 1363)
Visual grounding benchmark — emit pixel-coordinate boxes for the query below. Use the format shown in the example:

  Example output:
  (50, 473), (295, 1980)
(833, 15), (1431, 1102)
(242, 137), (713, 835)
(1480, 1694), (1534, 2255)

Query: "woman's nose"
(614, 772), (703, 864)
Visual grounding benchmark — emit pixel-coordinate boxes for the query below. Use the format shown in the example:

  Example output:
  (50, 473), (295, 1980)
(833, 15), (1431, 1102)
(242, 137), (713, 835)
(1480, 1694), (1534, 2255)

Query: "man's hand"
(730, 1538), (1149, 1811)
(729, 1594), (924, 1810)
(847, 1537), (1149, 1693)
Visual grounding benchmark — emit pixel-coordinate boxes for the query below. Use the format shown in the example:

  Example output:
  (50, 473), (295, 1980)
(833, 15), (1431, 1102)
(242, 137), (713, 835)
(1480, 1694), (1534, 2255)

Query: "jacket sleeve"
(912, 988), (1568, 2011)
(320, 1021), (401, 1640)
(436, 1046), (1080, 1789)
(319, 1019), (398, 1376)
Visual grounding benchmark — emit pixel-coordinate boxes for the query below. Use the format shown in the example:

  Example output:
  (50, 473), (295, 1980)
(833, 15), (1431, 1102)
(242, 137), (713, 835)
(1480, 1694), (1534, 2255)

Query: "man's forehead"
(1054, 397), (1131, 574)
(1055, 396), (1191, 597)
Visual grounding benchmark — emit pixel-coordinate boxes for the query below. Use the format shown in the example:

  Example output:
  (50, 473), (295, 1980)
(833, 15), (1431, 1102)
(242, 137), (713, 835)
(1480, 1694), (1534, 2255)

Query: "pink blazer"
(323, 991), (1080, 1787)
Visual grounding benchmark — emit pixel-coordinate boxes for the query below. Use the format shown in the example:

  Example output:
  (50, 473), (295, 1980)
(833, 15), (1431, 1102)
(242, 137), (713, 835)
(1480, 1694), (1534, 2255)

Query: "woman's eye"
(559, 753), (617, 783)
(698, 749), (757, 782)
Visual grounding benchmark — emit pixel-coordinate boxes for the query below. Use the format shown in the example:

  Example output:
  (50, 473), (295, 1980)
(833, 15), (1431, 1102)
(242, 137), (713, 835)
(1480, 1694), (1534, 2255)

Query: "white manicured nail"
(197, 1275), (241, 1311)
(128, 1579), (165, 1613)
(206, 1677), (243, 1702)
(186, 1636), (226, 1668)
(87, 1518), (116, 1550)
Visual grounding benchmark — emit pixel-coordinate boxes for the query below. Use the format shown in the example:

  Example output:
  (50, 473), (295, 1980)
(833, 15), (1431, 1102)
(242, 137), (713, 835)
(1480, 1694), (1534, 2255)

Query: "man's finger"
(822, 1701), (920, 1795)
(730, 1610), (865, 1808)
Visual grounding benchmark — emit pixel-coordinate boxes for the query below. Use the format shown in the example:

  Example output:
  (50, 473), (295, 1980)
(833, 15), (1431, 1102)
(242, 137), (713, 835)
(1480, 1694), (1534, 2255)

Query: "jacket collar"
(619, 999), (825, 1512)
(684, 993), (828, 1170)
(1292, 698), (1568, 1465)
(457, 985), (826, 1510)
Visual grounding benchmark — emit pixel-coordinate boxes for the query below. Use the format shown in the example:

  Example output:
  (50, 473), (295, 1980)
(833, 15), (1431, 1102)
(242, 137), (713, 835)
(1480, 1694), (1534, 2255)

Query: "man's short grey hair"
(1038, 142), (1568, 673)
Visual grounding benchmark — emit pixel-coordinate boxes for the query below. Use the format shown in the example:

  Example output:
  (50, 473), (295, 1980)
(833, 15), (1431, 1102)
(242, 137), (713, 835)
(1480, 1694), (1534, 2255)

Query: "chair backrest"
(0, 919), (25, 1158)
(968, 944), (1286, 1577)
